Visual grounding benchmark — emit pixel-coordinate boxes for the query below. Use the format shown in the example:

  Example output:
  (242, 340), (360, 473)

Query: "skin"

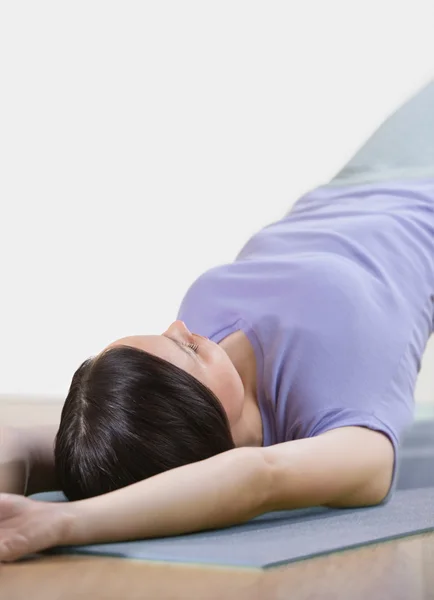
(104, 320), (264, 448)
(1, 319), (264, 497)
(0, 321), (395, 562)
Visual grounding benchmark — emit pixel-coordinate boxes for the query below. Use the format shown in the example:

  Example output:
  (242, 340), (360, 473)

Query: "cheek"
(208, 364), (244, 416)
(200, 346), (241, 395)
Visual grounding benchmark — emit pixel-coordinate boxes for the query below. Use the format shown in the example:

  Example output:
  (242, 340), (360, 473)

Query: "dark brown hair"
(54, 345), (235, 500)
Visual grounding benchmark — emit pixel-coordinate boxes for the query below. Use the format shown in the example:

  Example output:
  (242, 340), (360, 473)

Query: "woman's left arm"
(0, 427), (394, 560)
(0, 425), (59, 496)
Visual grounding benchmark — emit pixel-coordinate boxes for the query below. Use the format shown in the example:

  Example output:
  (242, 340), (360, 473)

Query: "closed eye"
(182, 342), (199, 353)
(168, 338), (199, 357)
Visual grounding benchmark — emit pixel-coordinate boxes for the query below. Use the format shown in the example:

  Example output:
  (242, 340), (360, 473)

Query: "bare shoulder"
(260, 427), (394, 510)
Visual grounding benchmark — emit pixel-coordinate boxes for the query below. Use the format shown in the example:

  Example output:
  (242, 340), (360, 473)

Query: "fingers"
(0, 534), (28, 563)
(0, 499), (70, 562)
(0, 495), (34, 562)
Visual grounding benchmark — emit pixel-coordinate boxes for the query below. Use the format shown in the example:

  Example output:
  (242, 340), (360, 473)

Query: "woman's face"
(104, 320), (245, 425)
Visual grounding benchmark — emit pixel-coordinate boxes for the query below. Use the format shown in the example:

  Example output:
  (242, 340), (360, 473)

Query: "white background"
(0, 1), (433, 400)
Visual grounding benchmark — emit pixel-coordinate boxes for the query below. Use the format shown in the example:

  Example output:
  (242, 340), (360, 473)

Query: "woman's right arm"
(0, 427), (394, 563)
(0, 425), (58, 496)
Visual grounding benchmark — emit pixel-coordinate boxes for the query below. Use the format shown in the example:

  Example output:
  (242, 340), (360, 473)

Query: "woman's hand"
(0, 494), (74, 562)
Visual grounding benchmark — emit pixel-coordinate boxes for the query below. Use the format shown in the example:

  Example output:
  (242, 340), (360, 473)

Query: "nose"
(173, 321), (208, 341)
(176, 320), (191, 335)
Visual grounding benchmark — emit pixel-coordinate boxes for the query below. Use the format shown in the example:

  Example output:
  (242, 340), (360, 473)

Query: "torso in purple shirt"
(177, 179), (434, 488)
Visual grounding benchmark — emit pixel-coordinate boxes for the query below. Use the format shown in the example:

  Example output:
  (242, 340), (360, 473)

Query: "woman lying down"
(1, 80), (434, 562)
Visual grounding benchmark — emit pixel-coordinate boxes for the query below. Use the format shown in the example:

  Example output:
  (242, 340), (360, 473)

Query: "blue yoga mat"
(32, 420), (434, 569)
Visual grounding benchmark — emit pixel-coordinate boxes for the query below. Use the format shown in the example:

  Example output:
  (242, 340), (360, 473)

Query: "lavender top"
(177, 179), (434, 496)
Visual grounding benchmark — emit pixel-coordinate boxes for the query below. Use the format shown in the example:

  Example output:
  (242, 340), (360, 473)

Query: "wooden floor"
(2, 400), (434, 600)
(3, 533), (434, 600)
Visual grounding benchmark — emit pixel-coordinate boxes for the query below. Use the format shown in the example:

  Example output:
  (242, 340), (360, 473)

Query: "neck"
(218, 330), (263, 448)
(231, 392), (263, 448)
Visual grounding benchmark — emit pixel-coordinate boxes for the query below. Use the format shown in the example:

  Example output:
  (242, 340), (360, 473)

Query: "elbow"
(246, 448), (275, 515)
(226, 447), (274, 518)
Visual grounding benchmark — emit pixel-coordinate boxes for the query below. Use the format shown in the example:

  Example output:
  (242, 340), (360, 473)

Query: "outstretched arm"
(0, 425), (58, 496)
(67, 426), (393, 546)
(0, 425), (394, 561)
(0, 427), (29, 495)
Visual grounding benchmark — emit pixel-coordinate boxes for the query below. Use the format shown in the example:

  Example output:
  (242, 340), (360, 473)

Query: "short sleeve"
(281, 259), (419, 502)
